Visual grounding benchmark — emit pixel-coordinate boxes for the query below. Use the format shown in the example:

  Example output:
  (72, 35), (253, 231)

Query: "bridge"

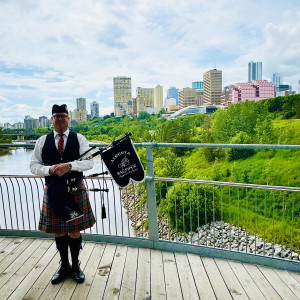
(0, 143), (299, 299)
(0, 132), (40, 141)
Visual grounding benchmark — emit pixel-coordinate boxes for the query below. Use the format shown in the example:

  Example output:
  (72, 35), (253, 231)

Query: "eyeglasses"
(53, 114), (68, 119)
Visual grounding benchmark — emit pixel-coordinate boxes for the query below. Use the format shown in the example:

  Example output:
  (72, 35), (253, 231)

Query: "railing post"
(145, 144), (159, 241)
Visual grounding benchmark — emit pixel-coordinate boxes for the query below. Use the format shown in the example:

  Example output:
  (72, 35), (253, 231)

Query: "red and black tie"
(58, 133), (64, 156)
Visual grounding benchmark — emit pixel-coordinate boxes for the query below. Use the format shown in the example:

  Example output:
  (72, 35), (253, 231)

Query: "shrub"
(226, 132), (255, 161)
(161, 183), (219, 233)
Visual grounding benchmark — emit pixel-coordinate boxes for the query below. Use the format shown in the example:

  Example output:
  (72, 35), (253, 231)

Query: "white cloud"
(0, 96), (10, 104)
(0, 0), (299, 123)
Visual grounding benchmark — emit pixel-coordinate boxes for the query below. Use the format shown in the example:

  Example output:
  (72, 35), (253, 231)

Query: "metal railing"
(0, 142), (299, 272)
(153, 179), (299, 253)
(0, 175), (133, 237)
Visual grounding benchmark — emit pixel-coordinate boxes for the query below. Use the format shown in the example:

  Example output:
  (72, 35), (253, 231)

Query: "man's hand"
(51, 163), (71, 177)
(49, 164), (59, 175)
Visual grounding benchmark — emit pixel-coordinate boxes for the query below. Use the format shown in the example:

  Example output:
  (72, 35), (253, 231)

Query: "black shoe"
(51, 264), (72, 284)
(72, 265), (85, 283)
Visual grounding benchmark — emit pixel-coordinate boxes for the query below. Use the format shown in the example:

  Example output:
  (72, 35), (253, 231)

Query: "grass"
(167, 119), (300, 252)
(183, 147), (300, 187)
(273, 119), (300, 144)
(273, 119), (300, 132)
(223, 205), (300, 252)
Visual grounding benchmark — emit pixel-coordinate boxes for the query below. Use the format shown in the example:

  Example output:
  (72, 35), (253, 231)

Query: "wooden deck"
(0, 237), (299, 300)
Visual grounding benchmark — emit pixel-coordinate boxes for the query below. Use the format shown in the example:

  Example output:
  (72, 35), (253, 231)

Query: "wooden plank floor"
(0, 237), (299, 300)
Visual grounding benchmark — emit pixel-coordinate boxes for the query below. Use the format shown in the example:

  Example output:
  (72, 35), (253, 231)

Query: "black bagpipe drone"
(63, 132), (145, 221)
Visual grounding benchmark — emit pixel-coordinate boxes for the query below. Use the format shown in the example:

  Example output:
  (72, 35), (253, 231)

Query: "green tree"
(254, 116), (276, 144)
(165, 152), (185, 178)
(266, 96), (284, 112)
(211, 101), (265, 143)
(226, 131), (255, 161)
(0, 128), (12, 143)
(137, 111), (150, 120)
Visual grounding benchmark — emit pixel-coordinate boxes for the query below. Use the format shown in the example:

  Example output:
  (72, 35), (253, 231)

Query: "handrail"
(0, 175), (114, 180)
(138, 142), (300, 150)
(1, 142), (300, 150)
(153, 177), (300, 192)
(0, 176), (132, 236)
(0, 143), (299, 273)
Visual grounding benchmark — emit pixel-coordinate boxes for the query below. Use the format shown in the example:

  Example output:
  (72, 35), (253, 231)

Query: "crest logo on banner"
(100, 133), (145, 188)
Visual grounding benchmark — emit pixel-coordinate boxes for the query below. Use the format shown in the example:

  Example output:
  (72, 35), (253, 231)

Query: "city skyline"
(0, 0), (300, 123)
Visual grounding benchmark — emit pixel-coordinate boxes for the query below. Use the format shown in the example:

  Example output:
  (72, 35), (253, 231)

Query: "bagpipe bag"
(100, 135), (145, 188)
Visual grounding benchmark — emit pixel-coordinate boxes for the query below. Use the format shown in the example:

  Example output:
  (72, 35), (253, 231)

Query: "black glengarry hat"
(52, 104), (68, 115)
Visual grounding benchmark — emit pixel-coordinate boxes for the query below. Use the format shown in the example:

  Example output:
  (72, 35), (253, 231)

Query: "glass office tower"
(167, 86), (179, 105)
(248, 61), (262, 81)
(272, 73), (281, 87)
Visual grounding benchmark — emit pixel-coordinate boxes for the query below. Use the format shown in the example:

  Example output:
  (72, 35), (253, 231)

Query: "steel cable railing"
(0, 175), (134, 237)
(153, 178), (299, 261)
(0, 142), (299, 272)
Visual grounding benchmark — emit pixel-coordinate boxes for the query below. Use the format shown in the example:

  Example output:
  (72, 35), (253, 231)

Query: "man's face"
(51, 113), (69, 133)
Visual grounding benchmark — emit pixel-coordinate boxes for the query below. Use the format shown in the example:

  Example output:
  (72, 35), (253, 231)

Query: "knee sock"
(69, 235), (82, 268)
(55, 234), (69, 267)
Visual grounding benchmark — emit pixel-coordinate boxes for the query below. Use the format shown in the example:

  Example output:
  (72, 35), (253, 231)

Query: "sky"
(0, 0), (300, 124)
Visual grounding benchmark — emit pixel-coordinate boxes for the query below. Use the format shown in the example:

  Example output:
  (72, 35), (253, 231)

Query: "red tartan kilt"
(38, 181), (96, 234)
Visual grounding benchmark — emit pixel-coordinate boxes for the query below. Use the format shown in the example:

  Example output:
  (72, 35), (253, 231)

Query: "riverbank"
(0, 148), (11, 156)
(122, 187), (300, 260)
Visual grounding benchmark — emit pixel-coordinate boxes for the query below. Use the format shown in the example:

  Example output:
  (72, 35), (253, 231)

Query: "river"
(0, 145), (134, 236)
(0, 146), (102, 176)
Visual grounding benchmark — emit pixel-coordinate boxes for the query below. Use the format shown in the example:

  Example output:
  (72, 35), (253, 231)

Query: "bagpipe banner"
(100, 133), (145, 188)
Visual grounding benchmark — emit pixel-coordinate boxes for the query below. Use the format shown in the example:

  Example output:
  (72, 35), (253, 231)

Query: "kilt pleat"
(38, 182), (96, 234)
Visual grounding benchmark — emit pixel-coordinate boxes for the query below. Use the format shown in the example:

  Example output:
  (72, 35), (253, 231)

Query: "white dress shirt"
(30, 129), (94, 176)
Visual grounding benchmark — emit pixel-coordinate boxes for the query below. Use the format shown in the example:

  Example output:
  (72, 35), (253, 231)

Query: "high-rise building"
(298, 80), (300, 94)
(196, 91), (204, 106)
(154, 85), (163, 112)
(193, 82), (204, 105)
(113, 76), (132, 117)
(13, 122), (24, 129)
(272, 73), (281, 87)
(75, 110), (87, 124)
(24, 117), (39, 129)
(248, 61), (262, 81)
(179, 88), (197, 109)
(167, 86), (179, 105)
(76, 98), (86, 110)
(126, 100), (134, 116)
(225, 80), (275, 104)
(136, 87), (154, 107)
(90, 101), (99, 118)
(69, 110), (76, 125)
(39, 116), (50, 127)
(3, 123), (12, 129)
(136, 87), (154, 115)
(136, 96), (145, 115)
(203, 69), (222, 105)
(221, 85), (235, 103)
(192, 81), (204, 92)
(75, 97), (87, 124)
